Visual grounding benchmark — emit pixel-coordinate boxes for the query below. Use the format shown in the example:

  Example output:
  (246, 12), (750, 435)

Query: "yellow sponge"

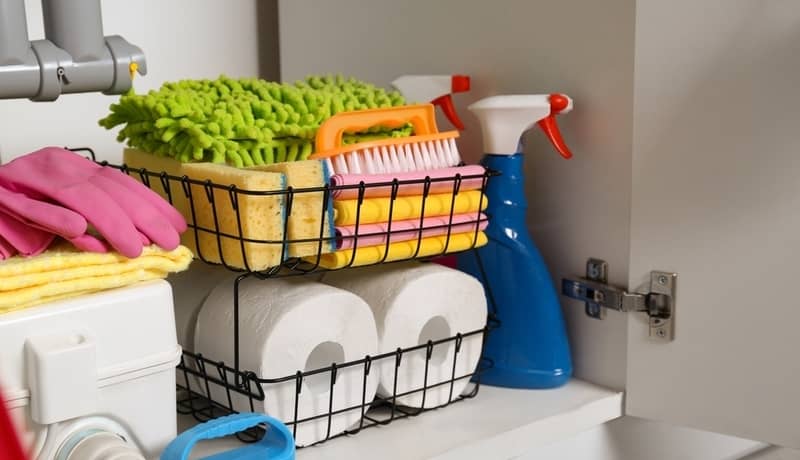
(249, 160), (336, 257)
(180, 162), (286, 271)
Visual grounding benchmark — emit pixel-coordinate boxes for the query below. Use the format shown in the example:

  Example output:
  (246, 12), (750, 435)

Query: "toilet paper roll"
(168, 261), (233, 351)
(194, 277), (379, 446)
(321, 262), (486, 409)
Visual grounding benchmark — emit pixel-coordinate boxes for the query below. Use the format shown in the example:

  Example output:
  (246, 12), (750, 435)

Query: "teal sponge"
(99, 75), (411, 167)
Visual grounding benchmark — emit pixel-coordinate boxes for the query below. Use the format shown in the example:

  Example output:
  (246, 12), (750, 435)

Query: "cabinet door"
(625, 0), (800, 448)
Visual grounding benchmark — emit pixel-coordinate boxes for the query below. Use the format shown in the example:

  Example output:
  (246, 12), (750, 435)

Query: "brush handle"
(314, 104), (439, 153)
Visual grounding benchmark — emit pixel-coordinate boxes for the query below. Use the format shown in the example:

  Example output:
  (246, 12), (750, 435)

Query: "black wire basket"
(176, 330), (492, 446)
(73, 147), (497, 448)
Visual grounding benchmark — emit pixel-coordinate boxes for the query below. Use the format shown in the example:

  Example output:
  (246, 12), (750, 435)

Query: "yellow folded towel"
(305, 231), (488, 269)
(0, 243), (193, 314)
(333, 190), (487, 226)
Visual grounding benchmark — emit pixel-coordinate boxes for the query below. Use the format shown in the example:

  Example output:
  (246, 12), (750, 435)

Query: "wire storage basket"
(74, 147), (497, 448)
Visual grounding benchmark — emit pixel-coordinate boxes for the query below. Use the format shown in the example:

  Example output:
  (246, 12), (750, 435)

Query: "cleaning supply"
(391, 75), (471, 130)
(321, 262), (487, 408)
(124, 149), (338, 262)
(0, 242), (192, 313)
(100, 75), (410, 167)
(161, 413), (295, 460)
(333, 189), (486, 226)
(180, 162), (286, 271)
(390, 75), (477, 270)
(0, 184), (87, 257)
(329, 164), (486, 200)
(249, 160), (336, 257)
(309, 232), (487, 269)
(310, 104), (462, 175)
(194, 277), (379, 446)
(456, 94), (574, 389)
(0, 203), (57, 259)
(0, 147), (187, 258)
(335, 213), (488, 250)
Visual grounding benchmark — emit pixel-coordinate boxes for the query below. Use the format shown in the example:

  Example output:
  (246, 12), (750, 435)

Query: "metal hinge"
(561, 259), (677, 342)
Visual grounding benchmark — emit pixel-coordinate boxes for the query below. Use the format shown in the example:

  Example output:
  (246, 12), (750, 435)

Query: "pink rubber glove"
(0, 209), (56, 258)
(0, 183), (88, 258)
(0, 147), (187, 258)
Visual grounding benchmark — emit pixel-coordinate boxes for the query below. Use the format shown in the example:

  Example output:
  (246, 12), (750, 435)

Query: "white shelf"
(179, 379), (623, 460)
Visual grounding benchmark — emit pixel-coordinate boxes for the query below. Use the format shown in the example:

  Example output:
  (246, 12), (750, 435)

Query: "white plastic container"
(0, 280), (181, 460)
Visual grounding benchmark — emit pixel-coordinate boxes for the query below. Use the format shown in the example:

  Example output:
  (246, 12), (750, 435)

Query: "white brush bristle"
(328, 135), (463, 175)
(449, 138), (461, 165)
(420, 141), (433, 170)
(378, 146), (390, 175)
(370, 147), (382, 174)
(334, 154), (348, 174)
(388, 145), (401, 172)
(347, 151), (362, 174)
(363, 148), (375, 174)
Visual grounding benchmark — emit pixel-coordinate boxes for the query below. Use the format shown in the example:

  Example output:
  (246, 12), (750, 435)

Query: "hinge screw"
(658, 275), (668, 285)
(657, 329), (666, 338)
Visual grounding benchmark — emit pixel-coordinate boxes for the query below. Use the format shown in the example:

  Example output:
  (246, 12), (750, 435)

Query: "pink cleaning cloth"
(0, 147), (187, 258)
(330, 165), (487, 200)
(336, 212), (488, 250)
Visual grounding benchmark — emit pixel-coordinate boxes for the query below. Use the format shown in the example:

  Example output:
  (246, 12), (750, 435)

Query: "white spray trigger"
(469, 94), (573, 157)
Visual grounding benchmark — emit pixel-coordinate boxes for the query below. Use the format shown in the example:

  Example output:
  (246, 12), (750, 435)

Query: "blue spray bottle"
(457, 94), (574, 389)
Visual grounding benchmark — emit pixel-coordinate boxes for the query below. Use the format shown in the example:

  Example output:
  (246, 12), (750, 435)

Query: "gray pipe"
(0, 0), (42, 98)
(0, 0), (30, 64)
(0, 0), (146, 101)
(42, 0), (105, 62)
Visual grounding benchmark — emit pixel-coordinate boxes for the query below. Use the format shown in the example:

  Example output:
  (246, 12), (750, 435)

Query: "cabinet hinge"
(561, 259), (677, 342)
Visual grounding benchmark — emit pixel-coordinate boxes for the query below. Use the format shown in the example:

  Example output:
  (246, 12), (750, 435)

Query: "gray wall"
(278, 0), (637, 390)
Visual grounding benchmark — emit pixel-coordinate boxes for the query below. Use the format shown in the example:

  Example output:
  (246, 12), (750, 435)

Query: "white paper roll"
(194, 277), (379, 446)
(321, 262), (487, 408)
(168, 261), (233, 351)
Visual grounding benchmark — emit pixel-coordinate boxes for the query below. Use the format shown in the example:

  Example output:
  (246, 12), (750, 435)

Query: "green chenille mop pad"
(99, 75), (412, 167)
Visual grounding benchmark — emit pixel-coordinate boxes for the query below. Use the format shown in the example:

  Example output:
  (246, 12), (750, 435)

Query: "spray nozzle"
(537, 93), (573, 159)
(468, 93), (574, 157)
(392, 75), (470, 130)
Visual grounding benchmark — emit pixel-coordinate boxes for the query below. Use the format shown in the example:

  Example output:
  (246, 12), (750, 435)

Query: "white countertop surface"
(178, 379), (623, 460)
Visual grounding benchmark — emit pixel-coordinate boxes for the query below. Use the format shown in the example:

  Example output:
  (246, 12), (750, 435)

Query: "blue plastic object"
(458, 153), (572, 389)
(161, 413), (295, 460)
(456, 93), (575, 389)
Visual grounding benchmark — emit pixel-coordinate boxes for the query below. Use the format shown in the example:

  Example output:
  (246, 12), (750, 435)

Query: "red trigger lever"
(537, 93), (573, 159)
(431, 75), (470, 131)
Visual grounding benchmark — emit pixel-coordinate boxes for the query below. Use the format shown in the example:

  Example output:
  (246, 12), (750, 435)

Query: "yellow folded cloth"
(305, 231), (488, 269)
(0, 243), (193, 314)
(333, 190), (487, 226)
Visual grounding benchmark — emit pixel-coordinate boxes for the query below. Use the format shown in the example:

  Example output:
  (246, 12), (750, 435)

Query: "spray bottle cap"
(468, 94), (573, 158)
(391, 75), (470, 130)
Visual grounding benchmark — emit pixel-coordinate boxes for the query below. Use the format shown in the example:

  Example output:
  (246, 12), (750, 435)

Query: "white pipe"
(64, 431), (145, 460)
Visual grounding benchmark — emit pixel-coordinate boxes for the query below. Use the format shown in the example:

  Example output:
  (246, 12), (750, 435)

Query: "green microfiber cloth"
(99, 75), (412, 167)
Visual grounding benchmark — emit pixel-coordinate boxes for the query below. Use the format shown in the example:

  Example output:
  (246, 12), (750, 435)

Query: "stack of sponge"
(123, 149), (336, 272)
